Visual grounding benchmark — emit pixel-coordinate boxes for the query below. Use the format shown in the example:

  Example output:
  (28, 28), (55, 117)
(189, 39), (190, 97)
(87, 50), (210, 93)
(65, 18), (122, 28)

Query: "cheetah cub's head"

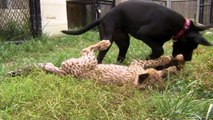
(135, 66), (177, 89)
(134, 54), (185, 89)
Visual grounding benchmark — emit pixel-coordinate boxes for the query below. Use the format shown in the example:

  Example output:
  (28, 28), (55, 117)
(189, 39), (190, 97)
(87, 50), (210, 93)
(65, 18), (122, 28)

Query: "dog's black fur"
(62, 0), (212, 63)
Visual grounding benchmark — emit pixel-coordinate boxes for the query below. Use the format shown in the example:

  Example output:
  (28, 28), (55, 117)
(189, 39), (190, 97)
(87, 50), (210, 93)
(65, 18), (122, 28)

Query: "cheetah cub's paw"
(174, 54), (185, 70)
(96, 40), (111, 51)
(81, 40), (111, 55)
(175, 54), (184, 62)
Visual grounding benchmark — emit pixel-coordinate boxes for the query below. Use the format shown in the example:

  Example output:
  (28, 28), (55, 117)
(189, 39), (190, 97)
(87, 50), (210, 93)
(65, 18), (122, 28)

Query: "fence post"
(167, 0), (172, 8)
(35, 0), (42, 36)
(29, 0), (42, 38)
(210, 0), (213, 24)
(196, 0), (200, 23)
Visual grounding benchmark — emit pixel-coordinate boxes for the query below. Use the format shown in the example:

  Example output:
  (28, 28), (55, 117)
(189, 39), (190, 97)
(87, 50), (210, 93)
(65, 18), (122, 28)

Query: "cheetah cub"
(8, 40), (184, 88)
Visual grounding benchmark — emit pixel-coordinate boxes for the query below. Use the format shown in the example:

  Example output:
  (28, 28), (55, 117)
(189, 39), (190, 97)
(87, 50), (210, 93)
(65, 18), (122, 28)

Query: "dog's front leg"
(140, 38), (164, 60)
(149, 47), (164, 59)
(135, 25), (165, 60)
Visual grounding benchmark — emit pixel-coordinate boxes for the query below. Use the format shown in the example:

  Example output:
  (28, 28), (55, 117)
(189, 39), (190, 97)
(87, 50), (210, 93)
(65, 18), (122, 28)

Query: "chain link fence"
(0, 0), (30, 41)
(0, 0), (41, 42)
(0, 0), (212, 41)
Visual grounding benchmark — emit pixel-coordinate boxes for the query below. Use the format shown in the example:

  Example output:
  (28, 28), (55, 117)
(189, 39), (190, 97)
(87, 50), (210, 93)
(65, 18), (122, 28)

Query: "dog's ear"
(190, 21), (213, 31)
(138, 73), (149, 84)
(196, 24), (213, 31)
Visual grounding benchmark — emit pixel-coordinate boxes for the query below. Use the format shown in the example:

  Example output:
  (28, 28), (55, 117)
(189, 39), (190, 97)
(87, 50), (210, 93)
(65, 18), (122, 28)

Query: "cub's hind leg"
(37, 63), (66, 76)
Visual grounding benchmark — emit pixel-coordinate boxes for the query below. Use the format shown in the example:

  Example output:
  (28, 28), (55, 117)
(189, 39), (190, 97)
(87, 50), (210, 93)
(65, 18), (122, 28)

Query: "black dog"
(62, 0), (212, 63)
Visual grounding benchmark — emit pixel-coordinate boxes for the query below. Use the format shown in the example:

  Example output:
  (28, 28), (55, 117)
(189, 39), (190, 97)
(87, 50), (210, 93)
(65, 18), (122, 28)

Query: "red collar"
(172, 19), (191, 41)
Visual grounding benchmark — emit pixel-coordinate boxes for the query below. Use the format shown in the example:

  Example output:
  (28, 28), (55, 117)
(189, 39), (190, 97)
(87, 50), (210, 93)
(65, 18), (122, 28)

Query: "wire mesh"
(0, 0), (31, 41)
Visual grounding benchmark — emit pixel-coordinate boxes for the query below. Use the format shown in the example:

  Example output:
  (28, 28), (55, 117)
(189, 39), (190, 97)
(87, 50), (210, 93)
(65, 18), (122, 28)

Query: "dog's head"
(172, 21), (212, 61)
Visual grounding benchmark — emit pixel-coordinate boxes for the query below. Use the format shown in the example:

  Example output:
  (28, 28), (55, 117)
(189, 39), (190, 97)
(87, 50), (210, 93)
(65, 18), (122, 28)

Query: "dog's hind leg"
(113, 32), (130, 63)
(37, 63), (66, 76)
(97, 31), (113, 63)
(97, 45), (112, 63)
(97, 22), (115, 63)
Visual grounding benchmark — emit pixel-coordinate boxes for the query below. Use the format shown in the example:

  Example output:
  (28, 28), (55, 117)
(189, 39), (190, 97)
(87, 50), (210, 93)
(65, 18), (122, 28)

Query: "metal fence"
(66, 0), (115, 29)
(0, 0), (41, 41)
(117, 0), (213, 24)
(150, 0), (213, 24)
(199, 0), (213, 24)
(0, 0), (212, 41)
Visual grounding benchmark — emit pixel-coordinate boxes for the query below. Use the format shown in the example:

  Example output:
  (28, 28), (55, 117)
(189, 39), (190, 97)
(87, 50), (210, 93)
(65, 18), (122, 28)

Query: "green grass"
(0, 31), (213, 119)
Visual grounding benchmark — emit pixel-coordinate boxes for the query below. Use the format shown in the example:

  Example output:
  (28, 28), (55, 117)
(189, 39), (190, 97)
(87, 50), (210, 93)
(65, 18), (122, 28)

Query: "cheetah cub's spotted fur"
(8, 40), (184, 88)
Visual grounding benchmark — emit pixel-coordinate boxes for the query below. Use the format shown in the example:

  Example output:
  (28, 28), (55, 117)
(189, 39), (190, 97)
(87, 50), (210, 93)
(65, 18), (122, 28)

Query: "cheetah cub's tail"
(81, 40), (111, 55)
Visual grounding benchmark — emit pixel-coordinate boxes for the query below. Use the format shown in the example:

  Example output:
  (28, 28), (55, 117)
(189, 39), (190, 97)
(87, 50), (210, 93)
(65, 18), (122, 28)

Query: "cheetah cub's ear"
(135, 69), (163, 90)
(137, 73), (149, 84)
(135, 68), (163, 87)
(135, 66), (179, 89)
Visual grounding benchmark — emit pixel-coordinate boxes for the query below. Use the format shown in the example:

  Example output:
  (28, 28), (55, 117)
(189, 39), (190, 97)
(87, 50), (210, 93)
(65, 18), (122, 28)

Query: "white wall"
(40, 0), (67, 35)
(116, 0), (128, 5)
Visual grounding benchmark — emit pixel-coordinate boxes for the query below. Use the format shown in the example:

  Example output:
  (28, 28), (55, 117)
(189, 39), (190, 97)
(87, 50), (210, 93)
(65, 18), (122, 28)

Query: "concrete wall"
(40, 0), (67, 35)
(116, 0), (128, 5)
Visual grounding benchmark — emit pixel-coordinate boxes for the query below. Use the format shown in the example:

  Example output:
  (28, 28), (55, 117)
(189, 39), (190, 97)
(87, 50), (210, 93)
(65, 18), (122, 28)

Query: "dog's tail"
(61, 18), (101, 35)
